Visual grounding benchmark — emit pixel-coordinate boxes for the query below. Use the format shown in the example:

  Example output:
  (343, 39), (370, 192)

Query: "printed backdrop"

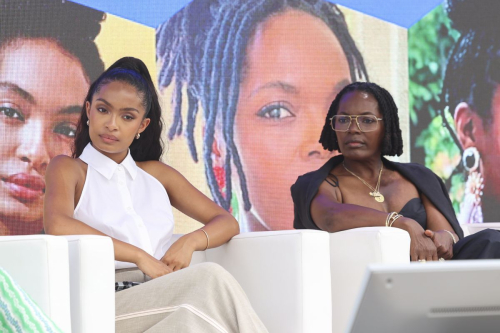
(409, 0), (499, 224)
(3, 0), (490, 236)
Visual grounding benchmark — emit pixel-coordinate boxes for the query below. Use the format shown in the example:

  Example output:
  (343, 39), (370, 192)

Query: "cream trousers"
(115, 262), (268, 333)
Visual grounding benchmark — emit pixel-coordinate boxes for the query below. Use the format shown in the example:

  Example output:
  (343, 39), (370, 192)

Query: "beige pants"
(115, 262), (268, 333)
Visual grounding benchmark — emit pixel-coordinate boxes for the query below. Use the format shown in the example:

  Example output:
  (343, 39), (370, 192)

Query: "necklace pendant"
(370, 191), (385, 203)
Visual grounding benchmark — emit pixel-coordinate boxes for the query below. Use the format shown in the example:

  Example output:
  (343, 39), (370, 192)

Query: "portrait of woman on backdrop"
(410, 0), (500, 224)
(156, 0), (368, 231)
(0, 0), (104, 235)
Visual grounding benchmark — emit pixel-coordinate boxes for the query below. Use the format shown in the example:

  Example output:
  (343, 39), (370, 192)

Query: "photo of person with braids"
(157, 0), (407, 232)
(0, 0), (104, 235)
(410, 0), (500, 224)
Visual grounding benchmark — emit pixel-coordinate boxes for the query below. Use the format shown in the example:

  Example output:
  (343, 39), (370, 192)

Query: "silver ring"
(439, 258), (445, 262)
(418, 259), (426, 263)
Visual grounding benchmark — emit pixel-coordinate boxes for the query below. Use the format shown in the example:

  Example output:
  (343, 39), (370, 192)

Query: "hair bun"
(447, 0), (500, 33)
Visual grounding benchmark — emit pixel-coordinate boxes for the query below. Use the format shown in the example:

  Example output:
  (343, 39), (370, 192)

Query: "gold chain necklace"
(343, 161), (385, 203)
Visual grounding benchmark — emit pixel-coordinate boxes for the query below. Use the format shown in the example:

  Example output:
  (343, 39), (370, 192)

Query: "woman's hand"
(160, 234), (198, 271)
(424, 230), (454, 260)
(395, 218), (438, 261)
(136, 251), (173, 279)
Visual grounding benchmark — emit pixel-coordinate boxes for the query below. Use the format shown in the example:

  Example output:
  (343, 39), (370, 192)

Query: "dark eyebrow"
(59, 105), (82, 115)
(248, 81), (298, 98)
(96, 98), (140, 113)
(0, 81), (35, 104)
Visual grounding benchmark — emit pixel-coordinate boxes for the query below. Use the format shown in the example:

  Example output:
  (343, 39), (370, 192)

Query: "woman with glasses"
(291, 82), (500, 261)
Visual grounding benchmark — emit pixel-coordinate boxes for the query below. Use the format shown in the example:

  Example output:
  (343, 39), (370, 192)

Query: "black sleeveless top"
(399, 198), (427, 229)
(291, 155), (464, 239)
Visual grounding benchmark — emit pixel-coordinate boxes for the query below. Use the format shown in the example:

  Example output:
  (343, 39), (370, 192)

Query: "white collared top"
(74, 143), (174, 269)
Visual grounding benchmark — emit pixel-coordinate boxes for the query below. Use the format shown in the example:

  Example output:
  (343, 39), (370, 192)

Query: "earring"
(461, 147), (484, 223)
(463, 147), (480, 172)
(87, 120), (89, 126)
(135, 133), (140, 139)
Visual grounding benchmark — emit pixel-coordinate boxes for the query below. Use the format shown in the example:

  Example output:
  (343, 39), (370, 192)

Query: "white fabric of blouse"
(74, 143), (174, 269)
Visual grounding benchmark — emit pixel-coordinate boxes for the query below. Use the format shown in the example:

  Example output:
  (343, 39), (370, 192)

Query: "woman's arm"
(421, 193), (456, 235)
(421, 193), (457, 259)
(310, 180), (438, 261)
(142, 162), (239, 270)
(44, 156), (171, 278)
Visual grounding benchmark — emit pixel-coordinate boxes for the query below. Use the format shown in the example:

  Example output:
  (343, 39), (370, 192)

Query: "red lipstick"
(3, 173), (45, 202)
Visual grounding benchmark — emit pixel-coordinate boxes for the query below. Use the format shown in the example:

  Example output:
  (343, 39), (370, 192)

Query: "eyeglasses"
(330, 115), (383, 132)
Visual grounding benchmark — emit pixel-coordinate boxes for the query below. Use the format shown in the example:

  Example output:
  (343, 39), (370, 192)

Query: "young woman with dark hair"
(292, 82), (500, 261)
(0, 0), (105, 235)
(157, 0), (368, 231)
(44, 57), (267, 332)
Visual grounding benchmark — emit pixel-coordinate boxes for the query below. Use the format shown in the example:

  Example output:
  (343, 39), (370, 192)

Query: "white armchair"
(0, 227), (411, 333)
(67, 230), (333, 333)
(0, 235), (72, 333)
(67, 228), (409, 333)
(329, 227), (411, 333)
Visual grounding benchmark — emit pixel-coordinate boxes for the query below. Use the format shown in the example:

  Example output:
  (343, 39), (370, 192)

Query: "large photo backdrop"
(158, 0), (408, 233)
(409, 0), (499, 224)
(0, 0), (154, 235)
(0, 0), (411, 235)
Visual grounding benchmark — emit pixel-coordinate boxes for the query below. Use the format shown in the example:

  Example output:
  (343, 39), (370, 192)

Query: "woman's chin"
(0, 195), (44, 226)
(0, 217), (43, 236)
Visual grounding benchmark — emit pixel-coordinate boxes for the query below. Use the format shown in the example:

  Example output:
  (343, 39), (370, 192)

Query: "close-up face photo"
(233, 9), (350, 230)
(0, 39), (89, 233)
(0, 0), (157, 235)
(410, 0), (500, 224)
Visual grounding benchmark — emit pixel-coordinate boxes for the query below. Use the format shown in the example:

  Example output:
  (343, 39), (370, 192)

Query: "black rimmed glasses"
(330, 115), (383, 132)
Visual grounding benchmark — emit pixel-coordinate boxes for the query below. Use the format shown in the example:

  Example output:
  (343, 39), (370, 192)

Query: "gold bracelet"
(385, 212), (397, 227)
(200, 228), (209, 251)
(443, 230), (457, 244)
(389, 214), (403, 227)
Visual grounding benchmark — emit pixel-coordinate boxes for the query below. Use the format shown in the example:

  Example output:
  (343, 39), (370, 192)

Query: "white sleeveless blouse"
(74, 143), (174, 269)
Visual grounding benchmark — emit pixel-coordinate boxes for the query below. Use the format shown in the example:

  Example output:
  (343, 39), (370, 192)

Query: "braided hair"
(0, 0), (105, 83)
(157, 0), (368, 211)
(319, 82), (403, 156)
(442, 0), (500, 146)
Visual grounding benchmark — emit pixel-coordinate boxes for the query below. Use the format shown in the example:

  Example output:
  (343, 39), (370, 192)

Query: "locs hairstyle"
(0, 0), (105, 83)
(157, 0), (368, 212)
(442, 0), (500, 151)
(72, 57), (164, 162)
(319, 81), (403, 156)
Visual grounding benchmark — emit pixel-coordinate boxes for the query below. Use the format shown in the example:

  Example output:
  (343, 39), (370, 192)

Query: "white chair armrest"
(460, 224), (471, 237)
(0, 235), (71, 333)
(329, 227), (410, 333)
(205, 230), (332, 333)
(63, 235), (115, 333)
(461, 222), (500, 236)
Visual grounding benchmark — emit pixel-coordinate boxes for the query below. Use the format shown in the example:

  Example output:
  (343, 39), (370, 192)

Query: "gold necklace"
(343, 161), (385, 203)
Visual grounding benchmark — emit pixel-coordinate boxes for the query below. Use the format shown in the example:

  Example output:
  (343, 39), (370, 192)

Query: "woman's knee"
(476, 229), (500, 244)
(193, 262), (232, 280)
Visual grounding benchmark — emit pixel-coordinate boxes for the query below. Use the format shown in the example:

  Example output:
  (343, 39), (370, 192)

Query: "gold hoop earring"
(136, 133), (140, 139)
